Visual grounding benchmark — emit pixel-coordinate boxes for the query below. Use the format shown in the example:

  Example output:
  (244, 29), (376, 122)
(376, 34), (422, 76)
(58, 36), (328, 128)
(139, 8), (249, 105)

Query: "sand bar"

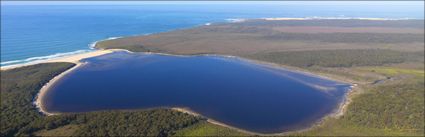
(0, 49), (117, 71)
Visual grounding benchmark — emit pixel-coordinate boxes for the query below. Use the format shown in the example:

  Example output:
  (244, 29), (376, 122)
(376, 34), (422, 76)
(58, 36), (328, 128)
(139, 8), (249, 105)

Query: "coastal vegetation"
(96, 19), (423, 55)
(0, 63), (202, 136)
(1, 63), (75, 136)
(19, 109), (201, 136)
(241, 19), (425, 28)
(296, 67), (424, 136)
(246, 49), (423, 68)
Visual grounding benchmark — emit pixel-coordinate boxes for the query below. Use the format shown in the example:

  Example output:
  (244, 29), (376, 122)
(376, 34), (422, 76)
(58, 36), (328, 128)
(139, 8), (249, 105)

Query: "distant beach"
(262, 17), (415, 21)
(1, 50), (114, 71)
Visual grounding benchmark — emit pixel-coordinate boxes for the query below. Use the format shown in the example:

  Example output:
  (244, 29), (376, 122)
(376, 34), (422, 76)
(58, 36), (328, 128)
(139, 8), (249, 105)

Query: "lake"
(42, 51), (351, 133)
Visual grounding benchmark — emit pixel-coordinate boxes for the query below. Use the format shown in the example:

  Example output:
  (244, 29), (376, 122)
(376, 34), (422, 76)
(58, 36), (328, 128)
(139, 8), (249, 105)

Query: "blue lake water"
(1, 2), (424, 66)
(43, 52), (351, 133)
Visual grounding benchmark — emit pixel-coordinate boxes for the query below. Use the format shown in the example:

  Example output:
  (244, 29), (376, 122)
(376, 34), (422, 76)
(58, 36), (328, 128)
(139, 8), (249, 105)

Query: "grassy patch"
(295, 118), (422, 136)
(295, 72), (424, 136)
(360, 67), (424, 77)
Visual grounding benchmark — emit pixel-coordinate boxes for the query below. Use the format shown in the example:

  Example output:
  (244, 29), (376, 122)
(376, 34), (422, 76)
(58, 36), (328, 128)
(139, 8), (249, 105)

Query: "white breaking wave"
(89, 36), (122, 49)
(225, 18), (246, 23)
(1, 50), (90, 66)
(205, 23), (212, 26)
(2, 36), (125, 66)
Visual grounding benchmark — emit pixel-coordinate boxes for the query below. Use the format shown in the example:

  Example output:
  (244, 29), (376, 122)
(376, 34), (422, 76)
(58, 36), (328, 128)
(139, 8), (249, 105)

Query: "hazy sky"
(2, 1), (424, 6)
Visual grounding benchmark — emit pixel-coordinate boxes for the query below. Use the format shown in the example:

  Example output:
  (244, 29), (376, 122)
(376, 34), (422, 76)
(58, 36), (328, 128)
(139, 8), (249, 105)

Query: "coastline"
(4, 17), (385, 134)
(171, 82), (356, 136)
(140, 51), (358, 135)
(26, 49), (121, 115)
(0, 50), (115, 71)
(34, 62), (85, 116)
(17, 47), (356, 134)
(24, 48), (357, 134)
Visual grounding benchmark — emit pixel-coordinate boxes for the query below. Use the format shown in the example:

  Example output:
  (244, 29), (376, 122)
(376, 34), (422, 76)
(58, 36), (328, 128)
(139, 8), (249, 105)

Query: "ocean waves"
(89, 37), (122, 49)
(0, 50), (90, 66)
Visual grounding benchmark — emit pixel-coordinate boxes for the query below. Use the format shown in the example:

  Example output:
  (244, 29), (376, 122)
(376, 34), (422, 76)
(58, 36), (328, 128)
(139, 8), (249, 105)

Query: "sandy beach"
(34, 62), (85, 116)
(1, 49), (116, 71)
(27, 49), (125, 116)
(0, 49), (128, 116)
(171, 107), (260, 135)
(171, 79), (357, 137)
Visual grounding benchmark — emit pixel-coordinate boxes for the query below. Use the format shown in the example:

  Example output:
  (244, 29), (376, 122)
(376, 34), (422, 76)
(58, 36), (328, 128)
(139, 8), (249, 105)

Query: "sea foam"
(89, 37), (122, 49)
(1, 50), (90, 66)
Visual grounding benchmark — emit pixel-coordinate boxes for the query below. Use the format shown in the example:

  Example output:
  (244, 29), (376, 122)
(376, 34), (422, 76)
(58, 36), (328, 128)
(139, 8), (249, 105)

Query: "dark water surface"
(43, 52), (351, 133)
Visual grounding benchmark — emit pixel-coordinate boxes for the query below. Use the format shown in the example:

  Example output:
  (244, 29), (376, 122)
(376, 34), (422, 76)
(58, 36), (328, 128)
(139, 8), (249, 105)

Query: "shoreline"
(29, 49), (124, 116)
(147, 52), (358, 136)
(34, 62), (85, 116)
(0, 49), (131, 71)
(171, 107), (260, 135)
(16, 48), (356, 134)
(7, 17), (373, 134)
(0, 50), (114, 71)
(2, 17), (421, 70)
(171, 82), (356, 136)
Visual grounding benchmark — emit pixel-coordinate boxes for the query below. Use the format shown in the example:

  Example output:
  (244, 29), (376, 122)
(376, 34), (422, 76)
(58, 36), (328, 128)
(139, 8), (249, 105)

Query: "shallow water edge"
(30, 49), (355, 135)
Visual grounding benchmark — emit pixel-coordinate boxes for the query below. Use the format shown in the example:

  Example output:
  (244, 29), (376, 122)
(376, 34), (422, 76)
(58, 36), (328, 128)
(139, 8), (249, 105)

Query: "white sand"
(30, 49), (124, 115)
(0, 49), (116, 71)
(1, 49), (126, 115)
(34, 63), (84, 116)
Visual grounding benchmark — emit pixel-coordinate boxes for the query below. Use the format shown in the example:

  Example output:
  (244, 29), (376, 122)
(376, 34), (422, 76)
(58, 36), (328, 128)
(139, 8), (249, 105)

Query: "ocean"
(1, 2), (424, 66)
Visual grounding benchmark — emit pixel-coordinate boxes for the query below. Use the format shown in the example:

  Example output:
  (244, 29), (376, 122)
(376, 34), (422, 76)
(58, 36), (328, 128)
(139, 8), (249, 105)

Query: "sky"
(2, 1), (424, 6)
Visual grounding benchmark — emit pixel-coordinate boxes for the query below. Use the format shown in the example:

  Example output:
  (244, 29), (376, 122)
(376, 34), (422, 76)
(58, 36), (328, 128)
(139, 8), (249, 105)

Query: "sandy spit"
(0, 50), (118, 71)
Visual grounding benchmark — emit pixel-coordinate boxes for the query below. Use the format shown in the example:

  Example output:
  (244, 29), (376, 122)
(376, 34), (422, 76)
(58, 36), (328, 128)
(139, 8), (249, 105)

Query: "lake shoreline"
(31, 49), (129, 116)
(28, 48), (356, 135)
(171, 81), (356, 136)
(16, 18), (373, 134)
(34, 62), (84, 116)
